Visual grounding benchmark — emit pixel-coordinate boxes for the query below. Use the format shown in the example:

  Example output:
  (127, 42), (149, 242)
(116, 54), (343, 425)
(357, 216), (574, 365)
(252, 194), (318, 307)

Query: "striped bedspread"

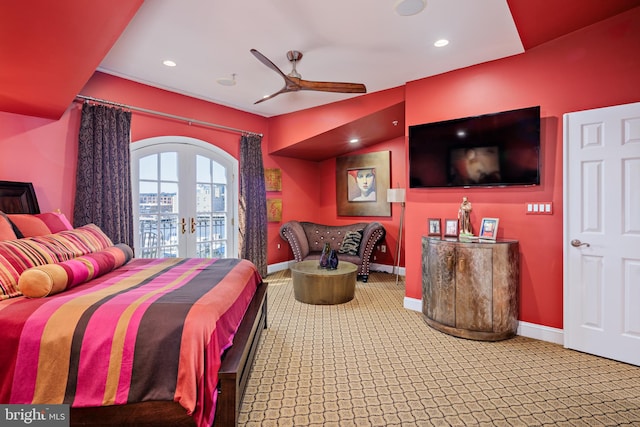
(0, 257), (262, 427)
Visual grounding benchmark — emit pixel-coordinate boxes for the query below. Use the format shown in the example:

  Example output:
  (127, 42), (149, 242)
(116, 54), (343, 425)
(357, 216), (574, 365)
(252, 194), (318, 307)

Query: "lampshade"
(387, 188), (406, 203)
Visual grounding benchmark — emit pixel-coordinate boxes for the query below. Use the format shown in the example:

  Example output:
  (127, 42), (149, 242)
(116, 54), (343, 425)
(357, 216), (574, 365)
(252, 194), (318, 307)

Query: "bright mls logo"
(1, 405), (69, 426)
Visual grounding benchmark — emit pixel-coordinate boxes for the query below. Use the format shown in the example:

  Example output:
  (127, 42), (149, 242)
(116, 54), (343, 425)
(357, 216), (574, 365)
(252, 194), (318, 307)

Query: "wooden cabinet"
(422, 237), (519, 341)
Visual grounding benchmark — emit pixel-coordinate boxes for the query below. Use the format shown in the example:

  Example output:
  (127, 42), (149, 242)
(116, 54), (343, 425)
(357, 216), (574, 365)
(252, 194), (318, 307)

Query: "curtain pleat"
(74, 103), (133, 247)
(239, 134), (267, 277)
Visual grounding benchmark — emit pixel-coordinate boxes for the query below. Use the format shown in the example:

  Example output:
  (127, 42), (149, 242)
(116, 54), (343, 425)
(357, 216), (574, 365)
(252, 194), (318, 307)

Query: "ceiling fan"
(250, 49), (367, 104)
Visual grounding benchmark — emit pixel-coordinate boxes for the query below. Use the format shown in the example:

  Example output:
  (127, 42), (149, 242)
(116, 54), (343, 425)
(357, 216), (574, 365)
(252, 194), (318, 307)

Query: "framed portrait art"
(336, 151), (391, 217)
(479, 217), (499, 240)
(428, 218), (441, 236)
(444, 218), (459, 238)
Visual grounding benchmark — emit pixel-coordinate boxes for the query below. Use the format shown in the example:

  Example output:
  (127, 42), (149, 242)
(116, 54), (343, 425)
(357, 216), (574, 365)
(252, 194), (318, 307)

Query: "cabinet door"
(424, 240), (456, 327)
(455, 246), (493, 332)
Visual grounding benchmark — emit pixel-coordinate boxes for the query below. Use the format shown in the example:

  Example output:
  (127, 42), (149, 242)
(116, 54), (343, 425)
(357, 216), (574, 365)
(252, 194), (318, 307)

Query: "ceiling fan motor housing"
(286, 50), (303, 62)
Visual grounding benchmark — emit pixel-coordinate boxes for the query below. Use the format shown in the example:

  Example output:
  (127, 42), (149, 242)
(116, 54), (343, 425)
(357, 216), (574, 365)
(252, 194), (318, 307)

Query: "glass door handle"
(181, 218), (186, 235)
(191, 217), (196, 234)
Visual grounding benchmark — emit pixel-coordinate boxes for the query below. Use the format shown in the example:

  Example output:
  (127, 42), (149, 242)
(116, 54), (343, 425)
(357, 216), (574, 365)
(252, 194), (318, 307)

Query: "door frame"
(130, 135), (239, 258)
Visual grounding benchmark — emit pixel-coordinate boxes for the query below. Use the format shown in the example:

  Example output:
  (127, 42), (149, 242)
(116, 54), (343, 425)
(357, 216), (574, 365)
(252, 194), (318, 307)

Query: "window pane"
(197, 183), (212, 213)
(160, 152), (177, 181)
(212, 160), (226, 184)
(197, 155), (211, 182)
(139, 154), (157, 180)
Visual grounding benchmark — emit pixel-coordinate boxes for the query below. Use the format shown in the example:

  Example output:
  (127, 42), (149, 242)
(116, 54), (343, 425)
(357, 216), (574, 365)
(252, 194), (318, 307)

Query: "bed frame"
(0, 180), (268, 427)
(0, 180), (40, 214)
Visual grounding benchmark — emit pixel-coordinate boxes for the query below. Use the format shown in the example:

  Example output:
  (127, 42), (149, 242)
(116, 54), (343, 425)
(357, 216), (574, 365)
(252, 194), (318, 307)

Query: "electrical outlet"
(380, 244), (386, 253)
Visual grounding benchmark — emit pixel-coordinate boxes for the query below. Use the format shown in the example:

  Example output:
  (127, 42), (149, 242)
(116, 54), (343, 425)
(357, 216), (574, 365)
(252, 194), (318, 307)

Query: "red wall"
(0, 108), (80, 214)
(404, 8), (640, 328)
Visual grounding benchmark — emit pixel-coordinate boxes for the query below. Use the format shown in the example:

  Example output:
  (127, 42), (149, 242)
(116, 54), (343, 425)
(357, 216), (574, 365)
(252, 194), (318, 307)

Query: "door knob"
(570, 239), (590, 248)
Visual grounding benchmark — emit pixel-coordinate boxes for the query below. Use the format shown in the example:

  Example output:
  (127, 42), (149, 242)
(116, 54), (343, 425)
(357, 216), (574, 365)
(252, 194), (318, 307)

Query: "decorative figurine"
(458, 196), (473, 236)
(328, 249), (339, 270)
(319, 242), (331, 268)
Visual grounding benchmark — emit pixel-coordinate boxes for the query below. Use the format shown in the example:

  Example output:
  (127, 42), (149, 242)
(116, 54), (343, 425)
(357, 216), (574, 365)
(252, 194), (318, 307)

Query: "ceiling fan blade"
(253, 87), (292, 104)
(294, 78), (367, 94)
(250, 49), (289, 80)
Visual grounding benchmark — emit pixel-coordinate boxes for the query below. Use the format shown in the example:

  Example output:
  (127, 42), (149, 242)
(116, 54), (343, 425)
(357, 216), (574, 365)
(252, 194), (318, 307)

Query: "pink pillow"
(18, 244), (133, 298)
(35, 212), (74, 233)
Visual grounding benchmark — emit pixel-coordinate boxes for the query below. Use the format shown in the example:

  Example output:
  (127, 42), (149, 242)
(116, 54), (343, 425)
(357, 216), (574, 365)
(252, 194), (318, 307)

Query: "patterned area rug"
(238, 270), (640, 426)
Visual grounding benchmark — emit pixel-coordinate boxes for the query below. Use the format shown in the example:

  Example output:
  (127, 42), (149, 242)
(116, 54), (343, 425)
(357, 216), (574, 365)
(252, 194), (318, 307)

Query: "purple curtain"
(239, 134), (267, 277)
(74, 103), (133, 247)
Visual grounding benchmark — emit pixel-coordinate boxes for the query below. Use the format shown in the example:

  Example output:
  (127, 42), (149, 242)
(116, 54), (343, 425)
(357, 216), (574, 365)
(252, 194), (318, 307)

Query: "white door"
(131, 136), (238, 259)
(564, 102), (640, 366)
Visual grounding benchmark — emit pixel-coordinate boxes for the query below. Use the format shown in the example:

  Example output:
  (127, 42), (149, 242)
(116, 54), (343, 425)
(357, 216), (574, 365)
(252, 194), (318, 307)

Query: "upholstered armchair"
(280, 221), (386, 282)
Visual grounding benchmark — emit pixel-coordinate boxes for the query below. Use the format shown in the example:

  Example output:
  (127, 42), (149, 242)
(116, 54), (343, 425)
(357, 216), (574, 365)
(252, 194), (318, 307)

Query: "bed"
(0, 181), (267, 427)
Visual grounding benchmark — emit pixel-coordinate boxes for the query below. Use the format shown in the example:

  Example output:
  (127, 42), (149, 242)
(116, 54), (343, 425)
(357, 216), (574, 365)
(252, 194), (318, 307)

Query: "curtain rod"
(75, 95), (263, 137)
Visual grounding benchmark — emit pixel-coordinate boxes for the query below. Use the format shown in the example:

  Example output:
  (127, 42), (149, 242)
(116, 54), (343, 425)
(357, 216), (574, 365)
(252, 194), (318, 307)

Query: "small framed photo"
(444, 218), (458, 237)
(428, 218), (441, 236)
(479, 218), (499, 240)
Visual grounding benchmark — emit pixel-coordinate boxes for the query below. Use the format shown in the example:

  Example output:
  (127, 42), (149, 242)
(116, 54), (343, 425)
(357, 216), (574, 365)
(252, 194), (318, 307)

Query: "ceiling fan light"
(394, 0), (426, 16)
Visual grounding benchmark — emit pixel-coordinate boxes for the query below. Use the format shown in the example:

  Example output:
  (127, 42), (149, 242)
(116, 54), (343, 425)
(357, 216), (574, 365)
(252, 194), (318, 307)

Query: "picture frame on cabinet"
(479, 217), (499, 240)
(444, 218), (458, 238)
(428, 218), (441, 236)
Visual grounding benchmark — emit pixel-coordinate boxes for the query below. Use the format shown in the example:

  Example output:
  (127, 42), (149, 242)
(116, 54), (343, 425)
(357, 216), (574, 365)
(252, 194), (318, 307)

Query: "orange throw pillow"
(0, 213), (18, 241)
(7, 214), (52, 237)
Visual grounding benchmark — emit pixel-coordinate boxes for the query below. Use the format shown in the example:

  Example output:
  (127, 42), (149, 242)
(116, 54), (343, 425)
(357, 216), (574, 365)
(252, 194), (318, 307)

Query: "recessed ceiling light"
(394, 0), (426, 16)
(434, 39), (449, 47)
(163, 59), (177, 67)
(349, 138), (359, 144)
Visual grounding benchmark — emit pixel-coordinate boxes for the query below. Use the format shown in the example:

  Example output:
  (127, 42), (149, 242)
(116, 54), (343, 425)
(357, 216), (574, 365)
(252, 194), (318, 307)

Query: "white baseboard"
(404, 296), (422, 312)
(267, 260), (293, 274)
(517, 321), (564, 345)
(403, 297), (564, 345)
(371, 262), (402, 275)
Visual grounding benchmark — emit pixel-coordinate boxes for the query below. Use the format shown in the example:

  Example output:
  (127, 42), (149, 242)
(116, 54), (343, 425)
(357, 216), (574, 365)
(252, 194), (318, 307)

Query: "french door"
(131, 136), (238, 259)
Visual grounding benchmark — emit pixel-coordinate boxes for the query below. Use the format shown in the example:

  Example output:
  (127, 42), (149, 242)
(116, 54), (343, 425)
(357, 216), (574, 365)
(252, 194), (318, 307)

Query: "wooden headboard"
(0, 181), (40, 214)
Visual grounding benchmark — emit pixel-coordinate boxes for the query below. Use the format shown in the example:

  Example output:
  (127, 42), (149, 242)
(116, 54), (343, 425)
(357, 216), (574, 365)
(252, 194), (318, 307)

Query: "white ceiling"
(97, 0), (524, 118)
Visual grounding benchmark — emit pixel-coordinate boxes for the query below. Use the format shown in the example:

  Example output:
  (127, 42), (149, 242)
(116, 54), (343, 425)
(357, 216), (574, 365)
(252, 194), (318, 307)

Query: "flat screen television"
(409, 106), (541, 188)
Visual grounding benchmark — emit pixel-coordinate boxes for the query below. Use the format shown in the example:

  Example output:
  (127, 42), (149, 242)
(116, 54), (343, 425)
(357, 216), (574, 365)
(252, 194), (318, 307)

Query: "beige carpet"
(238, 270), (640, 426)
